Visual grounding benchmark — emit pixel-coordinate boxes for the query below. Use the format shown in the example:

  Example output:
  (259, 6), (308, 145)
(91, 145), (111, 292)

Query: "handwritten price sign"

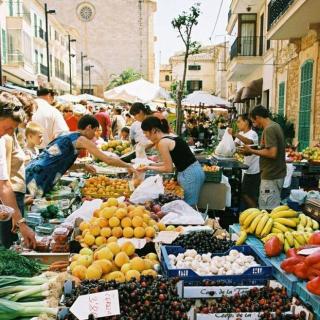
(70, 290), (120, 320)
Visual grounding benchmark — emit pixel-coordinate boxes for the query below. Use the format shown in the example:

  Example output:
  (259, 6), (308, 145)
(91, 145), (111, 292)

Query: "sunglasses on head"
(0, 103), (22, 114)
(63, 110), (72, 113)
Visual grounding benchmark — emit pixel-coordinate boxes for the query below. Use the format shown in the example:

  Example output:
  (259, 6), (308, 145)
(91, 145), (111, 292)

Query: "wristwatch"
(16, 218), (26, 228)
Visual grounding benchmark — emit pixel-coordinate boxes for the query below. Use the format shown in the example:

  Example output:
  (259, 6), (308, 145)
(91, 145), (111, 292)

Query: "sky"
(154, 0), (231, 65)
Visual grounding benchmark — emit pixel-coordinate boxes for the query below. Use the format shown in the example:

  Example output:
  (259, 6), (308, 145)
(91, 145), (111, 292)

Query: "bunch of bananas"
(237, 206), (319, 249)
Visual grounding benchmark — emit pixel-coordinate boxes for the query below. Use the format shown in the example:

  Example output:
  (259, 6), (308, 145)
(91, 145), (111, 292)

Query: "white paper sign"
(153, 231), (180, 244)
(70, 290), (120, 320)
(117, 237), (147, 249)
(298, 247), (320, 256)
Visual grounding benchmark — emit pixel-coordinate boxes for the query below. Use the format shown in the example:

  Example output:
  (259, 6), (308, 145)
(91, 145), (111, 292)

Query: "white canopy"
(56, 94), (80, 103)
(77, 93), (105, 103)
(182, 91), (230, 107)
(104, 78), (170, 103)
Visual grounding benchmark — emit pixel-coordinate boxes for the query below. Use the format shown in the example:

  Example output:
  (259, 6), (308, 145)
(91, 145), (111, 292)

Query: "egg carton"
(161, 245), (273, 286)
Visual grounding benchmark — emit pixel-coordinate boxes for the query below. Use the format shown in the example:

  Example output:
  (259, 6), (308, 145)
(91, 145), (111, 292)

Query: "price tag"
(70, 290), (120, 320)
(154, 231), (180, 244)
(298, 247), (320, 256)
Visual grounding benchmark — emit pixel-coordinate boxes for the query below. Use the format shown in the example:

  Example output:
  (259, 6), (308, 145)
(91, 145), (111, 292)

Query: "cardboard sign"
(117, 237), (147, 249)
(70, 290), (120, 320)
(153, 231), (180, 244)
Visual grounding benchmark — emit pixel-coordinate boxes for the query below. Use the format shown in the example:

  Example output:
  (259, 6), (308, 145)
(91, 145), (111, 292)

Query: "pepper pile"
(280, 247), (320, 295)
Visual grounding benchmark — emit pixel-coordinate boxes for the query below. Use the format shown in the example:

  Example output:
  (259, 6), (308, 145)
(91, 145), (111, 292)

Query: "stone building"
(45, 0), (157, 97)
(159, 64), (172, 91)
(268, 0), (320, 149)
(169, 45), (220, 94)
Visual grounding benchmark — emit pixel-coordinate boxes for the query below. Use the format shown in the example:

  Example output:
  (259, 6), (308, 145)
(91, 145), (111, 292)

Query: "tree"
(172, 3), (201, 135)
(106, 68), (142, 90)
(170, 80), (188, 101)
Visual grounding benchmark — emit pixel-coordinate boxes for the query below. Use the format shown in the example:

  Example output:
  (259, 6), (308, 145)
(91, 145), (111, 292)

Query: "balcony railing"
(8, 5), (31, 24)
(268, 0), (294, 30)
(230, 36), (263, 60)
(7, 50), (24, 64)
(40, 63), (48, 76)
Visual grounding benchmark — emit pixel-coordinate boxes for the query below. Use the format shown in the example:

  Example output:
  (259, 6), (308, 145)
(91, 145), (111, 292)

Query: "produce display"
(203, 165), (220, 172)
(238, 206), (319, 253)
(195, 286), (293, 315)
(147, 193), (182, 208)
(81, 176), (132, 198)
(163, 179), (184, 198)
(302, 146), (320, 162)
(171, 231), (235, 254)
(234, 152), (244, 163)
(286, 149), (303, 162)
(76, 198), (162, 249)
(100, 140), (132, 156)
(168, 248), (260, 276)
(65, 276), (193, 320)
(71, 240), (159, 281)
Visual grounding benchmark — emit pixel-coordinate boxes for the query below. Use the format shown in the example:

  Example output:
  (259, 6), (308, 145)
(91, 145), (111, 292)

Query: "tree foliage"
(171, 3), (201, 135)
(272, 113), (295, 145)
(107, 68), (142, 90)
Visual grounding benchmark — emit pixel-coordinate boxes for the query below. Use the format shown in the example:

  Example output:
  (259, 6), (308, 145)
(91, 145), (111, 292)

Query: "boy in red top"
(94, 106), (111, 140)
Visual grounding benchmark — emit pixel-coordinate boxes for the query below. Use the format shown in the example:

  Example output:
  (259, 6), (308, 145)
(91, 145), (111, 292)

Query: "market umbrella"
(182, 91), (230, 108)
(104, 78), (170, 103)
(56, 94), (80, 103)
(77, 93), (105, 103)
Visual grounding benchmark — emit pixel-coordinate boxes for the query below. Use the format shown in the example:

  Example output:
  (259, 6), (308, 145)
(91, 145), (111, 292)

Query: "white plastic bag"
(129, 175), (164, 204)
(215, 130), (236, 157)
(160, 200), (205, 225)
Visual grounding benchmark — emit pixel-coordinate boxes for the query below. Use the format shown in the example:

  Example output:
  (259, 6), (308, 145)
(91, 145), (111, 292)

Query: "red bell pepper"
(286, 248), (298, 258)
(265, 236), (283, 257)
(280, 257), (305, 273)
(309, 232), (320, 245)
(306, 276), (320, 295)
(293, 262), (309, 280)
(306, 267), (320, 280)
(305, 250), (320, 266)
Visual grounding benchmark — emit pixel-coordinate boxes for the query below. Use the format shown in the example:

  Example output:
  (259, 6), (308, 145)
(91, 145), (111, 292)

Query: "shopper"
(228, 114), (260, 208)
(111, 108), (126, 138)
(26, 115), (136, 198)
(241, 105), (286, 210)
(92, 126), (105, 146)
(62, 104), (73, 122)
(138, 116), (205, 206)
(125, 113), (134, 126)
(32, 87), (69, 148)
(65, 104), (86, 132)
(95, 106), (111, 140)
(120, 127), (130, 141)
(24, 122), (43, 162)
(0, 95), (36, 248)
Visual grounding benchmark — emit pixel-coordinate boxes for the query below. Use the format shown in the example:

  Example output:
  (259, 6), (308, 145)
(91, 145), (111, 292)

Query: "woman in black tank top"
(139, 117), (205, 206)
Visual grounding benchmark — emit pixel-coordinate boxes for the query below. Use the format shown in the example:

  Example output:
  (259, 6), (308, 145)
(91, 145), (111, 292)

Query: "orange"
(112, 227), (123, 238)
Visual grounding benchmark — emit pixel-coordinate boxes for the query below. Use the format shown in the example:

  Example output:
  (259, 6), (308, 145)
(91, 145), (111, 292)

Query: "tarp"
(182, 91), (230, 107)
(3, 84), (37, 96)
(77, 93), (105, 103)
(56, 94), (80, 103)
(104, 78), (170, 103)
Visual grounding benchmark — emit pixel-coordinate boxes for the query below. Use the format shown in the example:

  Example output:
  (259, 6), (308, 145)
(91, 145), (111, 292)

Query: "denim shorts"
(177, 161), (205, 206)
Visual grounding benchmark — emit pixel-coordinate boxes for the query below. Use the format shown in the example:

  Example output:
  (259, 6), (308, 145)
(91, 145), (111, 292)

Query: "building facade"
(159, 64), (172, 91)
(45, 0), (157, 97)
(1, 0), (77, 93)
(169, 45), (221, 94)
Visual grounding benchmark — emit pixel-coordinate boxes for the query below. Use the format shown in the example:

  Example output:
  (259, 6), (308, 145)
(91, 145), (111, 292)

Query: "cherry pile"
(64, 276), (192, 320)
(197, 287), (292, 314)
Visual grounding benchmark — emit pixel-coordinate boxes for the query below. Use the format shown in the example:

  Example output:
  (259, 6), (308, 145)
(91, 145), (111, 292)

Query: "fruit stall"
(2, 143), (320, 320)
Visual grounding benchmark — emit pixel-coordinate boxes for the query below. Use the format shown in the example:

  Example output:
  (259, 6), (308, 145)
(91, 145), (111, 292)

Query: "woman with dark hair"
(228, 114), (260, 208)
(129, 103), (152, 145)
(26, 115), (135, 197)
(138, 116), (205, 206)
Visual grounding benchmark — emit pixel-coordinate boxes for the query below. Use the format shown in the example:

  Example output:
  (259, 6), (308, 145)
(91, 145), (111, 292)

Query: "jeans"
(177, 161), (205, 206)
(0, 192), (25, 248)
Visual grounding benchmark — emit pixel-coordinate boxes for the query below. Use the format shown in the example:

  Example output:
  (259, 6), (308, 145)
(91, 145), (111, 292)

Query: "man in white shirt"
(32, 88), (69, 148)
(0, 98), (36, 248)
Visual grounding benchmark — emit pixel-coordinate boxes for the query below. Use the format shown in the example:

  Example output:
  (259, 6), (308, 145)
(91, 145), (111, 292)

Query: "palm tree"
(107, 68), (142, 90)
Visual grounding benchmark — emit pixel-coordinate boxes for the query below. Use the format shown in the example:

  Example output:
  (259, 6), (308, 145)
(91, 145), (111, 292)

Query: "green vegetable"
(0, 298), (58, 319)
(40, 204), (59, 220)
(0, 250), (47, 277)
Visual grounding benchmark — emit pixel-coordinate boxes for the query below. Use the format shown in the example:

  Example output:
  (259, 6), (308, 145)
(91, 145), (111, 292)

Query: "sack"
(130, 175), (164, 204)
(215, 129), (236, 157)
(160, 200), (205, 225)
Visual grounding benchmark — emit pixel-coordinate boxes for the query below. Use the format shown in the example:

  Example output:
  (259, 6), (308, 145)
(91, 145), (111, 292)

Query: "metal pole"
(81, 52), (84, 94)
(45, 3), (50, 82)
(68, 35), (72, 94)
(89, 67), (91, 93)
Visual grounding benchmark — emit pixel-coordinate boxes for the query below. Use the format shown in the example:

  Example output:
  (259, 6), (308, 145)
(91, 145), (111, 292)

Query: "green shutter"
(8, 0), (13, 16)
(298, 60), (313, 151)
(278, 82), (285, 116)
(1, 29), (7, 64)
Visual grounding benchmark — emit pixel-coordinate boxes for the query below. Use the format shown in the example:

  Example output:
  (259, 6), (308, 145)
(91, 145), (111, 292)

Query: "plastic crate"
(161, 245), (272, 285)
(204, 170), (222, 183)
(295, 282), (320, 320)
(229, 224), (299, 296)
(308, 162), (320, 174)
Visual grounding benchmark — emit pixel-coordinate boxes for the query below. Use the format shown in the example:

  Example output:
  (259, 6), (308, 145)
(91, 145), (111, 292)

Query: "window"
(8, 0), (13, 16)
(34, 13), (37, 37)
(50, 54), (53, 77)
(278, 82), (285, 116)
(298, 60), (314, 151)
(1, 29), (7, 64)
(165, 75), (170, 81)
(54, 57), (59, 77)
(55, 31), (59, 41)
(188, 65), (201, 71)
(77, 2), (96, 22)
(35, 50), (39, 73)
(40, 53), (43, 64)
(186, 80), (202, 93)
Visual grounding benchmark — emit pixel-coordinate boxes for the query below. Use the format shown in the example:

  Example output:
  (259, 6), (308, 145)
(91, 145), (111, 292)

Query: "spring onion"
(0, 298), (58, 320)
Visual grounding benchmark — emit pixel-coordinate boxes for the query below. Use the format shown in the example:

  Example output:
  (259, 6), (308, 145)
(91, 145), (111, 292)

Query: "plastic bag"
(130, 175), (164, 204)
(160, 200), (205, 225)
(215, 129), (236, 157)
(135, 142), (147, 159)
(289, 189), (308, 204)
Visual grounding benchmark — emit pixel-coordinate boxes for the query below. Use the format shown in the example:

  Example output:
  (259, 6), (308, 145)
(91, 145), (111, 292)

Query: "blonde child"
(24, 122), (43, 162)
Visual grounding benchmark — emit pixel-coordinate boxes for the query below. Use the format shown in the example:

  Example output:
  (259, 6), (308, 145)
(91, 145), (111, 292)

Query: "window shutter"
(278, 82), (285, 116)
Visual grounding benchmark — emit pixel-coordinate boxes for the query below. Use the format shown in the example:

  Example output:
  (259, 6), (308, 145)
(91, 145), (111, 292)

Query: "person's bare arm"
(241, 144), (277, 159)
